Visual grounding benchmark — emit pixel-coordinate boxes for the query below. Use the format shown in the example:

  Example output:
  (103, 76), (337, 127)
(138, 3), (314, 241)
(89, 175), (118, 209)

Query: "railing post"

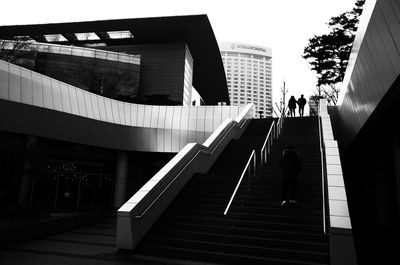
(253, 152), (256, 176)
(264, 147), (267, 164)
(278, 121), (281, 136)
(271, 124), (274, 145)
(247, 166), (251, 191)
(222, 215), (227, 253)
(260, 151), (264, 170)
(269, 137), (272, 152)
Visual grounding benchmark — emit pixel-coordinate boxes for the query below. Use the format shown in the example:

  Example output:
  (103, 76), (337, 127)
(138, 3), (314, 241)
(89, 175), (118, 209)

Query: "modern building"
(2, 1), (399, 264)
(0, 15), (249, 213)
(325, 0), (400, 263)
(219, 42), (272, 118)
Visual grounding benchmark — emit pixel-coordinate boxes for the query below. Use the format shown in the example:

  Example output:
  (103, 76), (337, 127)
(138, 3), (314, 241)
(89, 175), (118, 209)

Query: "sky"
(0, 0), (357, 109)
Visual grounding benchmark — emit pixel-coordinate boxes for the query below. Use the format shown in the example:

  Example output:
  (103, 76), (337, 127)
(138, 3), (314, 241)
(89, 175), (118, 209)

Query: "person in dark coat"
(297, 94), (307, 117)
(279, 146), (302, 207)
(288, 96), (297, 117)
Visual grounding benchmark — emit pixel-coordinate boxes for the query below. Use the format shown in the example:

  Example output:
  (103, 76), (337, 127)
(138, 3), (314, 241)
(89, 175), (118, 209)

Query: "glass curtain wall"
(2, 47), (140, 103)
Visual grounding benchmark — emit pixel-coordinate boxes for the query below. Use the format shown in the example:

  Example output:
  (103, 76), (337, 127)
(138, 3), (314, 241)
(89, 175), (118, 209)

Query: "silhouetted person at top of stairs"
(288, 96), (297, 117)
(297, 94), (307, 117)
(279, 146), (302, 208)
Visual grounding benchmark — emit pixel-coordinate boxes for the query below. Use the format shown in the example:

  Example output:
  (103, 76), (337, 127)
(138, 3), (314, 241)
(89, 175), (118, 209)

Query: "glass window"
(107, 30), (134, 39)
(76, 32), (100, 41)
(44, 34), (67, 42)
(227, 52), (239, 57)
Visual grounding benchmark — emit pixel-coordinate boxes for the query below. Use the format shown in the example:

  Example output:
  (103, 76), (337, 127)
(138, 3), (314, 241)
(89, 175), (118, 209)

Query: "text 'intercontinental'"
(234, 44), (267, 53)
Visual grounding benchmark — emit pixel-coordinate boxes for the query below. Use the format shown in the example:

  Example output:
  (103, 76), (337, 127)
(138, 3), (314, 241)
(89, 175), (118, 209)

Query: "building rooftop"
(0, 15), (229, 105)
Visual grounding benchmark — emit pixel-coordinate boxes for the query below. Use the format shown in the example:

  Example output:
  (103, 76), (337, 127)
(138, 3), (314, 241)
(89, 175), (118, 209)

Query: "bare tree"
(274, 81), (288, 117)
(0, 37), (32, 63)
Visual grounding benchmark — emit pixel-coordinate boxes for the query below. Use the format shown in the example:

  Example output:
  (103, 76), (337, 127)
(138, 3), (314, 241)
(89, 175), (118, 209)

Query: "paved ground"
(0, 214), (222, 265)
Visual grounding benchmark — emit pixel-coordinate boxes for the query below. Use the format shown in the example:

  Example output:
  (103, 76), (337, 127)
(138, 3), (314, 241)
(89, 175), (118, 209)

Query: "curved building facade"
(0, 15), (235, 212)
(219, 42), (272, 117)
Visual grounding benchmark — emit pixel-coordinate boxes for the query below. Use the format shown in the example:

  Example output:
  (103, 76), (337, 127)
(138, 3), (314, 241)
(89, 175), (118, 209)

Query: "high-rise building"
(219, 42), (272, 117)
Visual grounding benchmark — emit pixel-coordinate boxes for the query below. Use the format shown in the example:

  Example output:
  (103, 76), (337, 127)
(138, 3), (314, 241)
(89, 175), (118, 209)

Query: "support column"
(18, 170), (31, 206)
(113, 151), (129, 208)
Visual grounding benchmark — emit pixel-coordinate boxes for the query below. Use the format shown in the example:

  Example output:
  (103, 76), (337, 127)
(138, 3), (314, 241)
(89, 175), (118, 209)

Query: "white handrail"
(318, 108), (327, 234)
(130, 104), (253, 219)
(117, 104), (255, 250)
(135, 119), (247, 219)
(260, 122), (275, 165)
(260, 109), (285, 168)
(224, 150), (256, 216)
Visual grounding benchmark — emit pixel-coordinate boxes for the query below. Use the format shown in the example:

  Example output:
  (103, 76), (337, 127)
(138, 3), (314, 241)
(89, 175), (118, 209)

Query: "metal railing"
(222, 149), (256, 250)
(318, 108), (327, 235)
(223, 149), (256, 216)
(135, 118), (250, 219)
(260, 122), (275, 167)
(276, 107), (285, 138)
(221, 111), (286, 250)
(260, 109), (286, 168)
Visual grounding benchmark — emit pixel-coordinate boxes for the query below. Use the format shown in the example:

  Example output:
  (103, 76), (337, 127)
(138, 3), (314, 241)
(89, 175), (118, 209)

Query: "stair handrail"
(260, 109), (285, 168)
(276, 107), (285, 138)
(318, 106), (327, 234)
(260, 121), (275, 166)
(135, 118), (250, 219)
(223, 149), (256, 216)
(117, 104), (255, 250)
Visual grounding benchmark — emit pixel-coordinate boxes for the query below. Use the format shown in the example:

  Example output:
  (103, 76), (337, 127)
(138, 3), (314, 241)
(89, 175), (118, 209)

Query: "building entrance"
(45, 159), (113, 210)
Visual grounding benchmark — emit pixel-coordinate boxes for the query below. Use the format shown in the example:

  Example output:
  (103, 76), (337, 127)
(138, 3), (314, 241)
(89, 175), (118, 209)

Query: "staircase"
(136, 117), (329, 265)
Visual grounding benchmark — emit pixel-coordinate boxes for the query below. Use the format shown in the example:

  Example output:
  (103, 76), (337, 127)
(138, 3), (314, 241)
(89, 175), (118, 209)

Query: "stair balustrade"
(318, 108), (328, 235)
(136, 118), (248, 220)
(224, 149), (256, 216)
(260, 122), (275, 167)
(136, 117), (330, 264)
(117, 104), (255, 250)
(260, 108), (285, 168)
(222, 149), (256, 251)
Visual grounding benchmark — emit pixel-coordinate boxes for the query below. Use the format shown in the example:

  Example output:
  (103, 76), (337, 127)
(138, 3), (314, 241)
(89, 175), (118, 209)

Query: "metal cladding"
(337, 0), (400, 149)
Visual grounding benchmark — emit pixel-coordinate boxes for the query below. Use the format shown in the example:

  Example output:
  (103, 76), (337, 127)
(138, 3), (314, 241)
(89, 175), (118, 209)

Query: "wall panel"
(31, 73), (43, 108)
(51, 79), (63, 112)
(0, 63), (9, 100)
(8, 65), (21, 103)
(20, 68), (32, 105)
(338, 0), (400, 149)
(0, 59), (250, 152)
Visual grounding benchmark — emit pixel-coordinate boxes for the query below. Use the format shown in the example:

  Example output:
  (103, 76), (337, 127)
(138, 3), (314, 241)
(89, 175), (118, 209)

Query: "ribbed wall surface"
(338, 0), (400, 148)
(0, 59), (248, 152)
